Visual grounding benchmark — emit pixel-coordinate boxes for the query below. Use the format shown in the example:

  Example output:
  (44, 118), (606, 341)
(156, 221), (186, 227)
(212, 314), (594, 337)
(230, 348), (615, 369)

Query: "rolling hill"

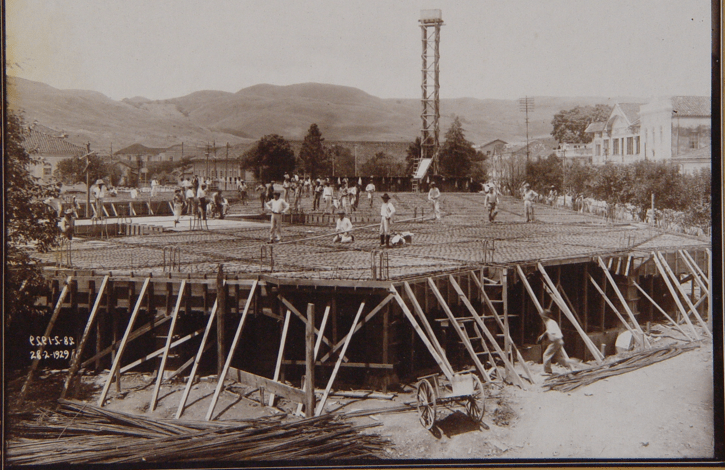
(7, 76), (639, 151)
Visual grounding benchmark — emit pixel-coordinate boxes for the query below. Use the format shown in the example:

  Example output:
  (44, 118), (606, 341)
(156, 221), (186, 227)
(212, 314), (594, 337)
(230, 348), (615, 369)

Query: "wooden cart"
(415, 372), (485, 430)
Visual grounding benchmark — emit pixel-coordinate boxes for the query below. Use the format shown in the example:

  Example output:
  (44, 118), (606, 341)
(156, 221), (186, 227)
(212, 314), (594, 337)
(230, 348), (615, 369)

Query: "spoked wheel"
(416, 378), (437, 430)
(465, 375), (485, 423)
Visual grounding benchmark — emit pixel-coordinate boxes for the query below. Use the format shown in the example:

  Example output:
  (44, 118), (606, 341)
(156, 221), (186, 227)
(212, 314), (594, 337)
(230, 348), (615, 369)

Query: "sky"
(6, 0), (713, 101)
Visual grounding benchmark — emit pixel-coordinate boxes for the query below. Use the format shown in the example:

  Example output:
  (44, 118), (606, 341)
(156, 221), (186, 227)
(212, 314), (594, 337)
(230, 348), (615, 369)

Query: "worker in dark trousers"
(537, 309), (572, 374)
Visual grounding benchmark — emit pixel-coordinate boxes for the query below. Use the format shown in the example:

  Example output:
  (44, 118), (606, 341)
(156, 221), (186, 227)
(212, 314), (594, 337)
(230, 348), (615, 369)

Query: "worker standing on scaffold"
(265, 191), (290, 243)
(379, 193), (396, 247)
(428, 182), (441, 220)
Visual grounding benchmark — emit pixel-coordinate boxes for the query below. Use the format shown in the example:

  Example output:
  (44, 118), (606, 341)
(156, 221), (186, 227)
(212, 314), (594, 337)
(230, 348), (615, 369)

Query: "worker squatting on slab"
(428, 182), (441, 220)
(379, 193), (396, 247)
(333, 210), (354, 243)
(265, 191), (290, 243)
(537, 309), (573, 374)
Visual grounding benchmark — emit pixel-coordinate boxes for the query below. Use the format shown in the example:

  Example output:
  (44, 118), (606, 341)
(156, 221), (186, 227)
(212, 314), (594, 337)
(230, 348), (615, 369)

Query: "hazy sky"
(6, 0), (713, 101)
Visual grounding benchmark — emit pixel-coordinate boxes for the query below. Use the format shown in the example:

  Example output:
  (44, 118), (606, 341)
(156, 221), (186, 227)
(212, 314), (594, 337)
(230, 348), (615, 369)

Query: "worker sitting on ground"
(537, 309), (573, 374)
(333, 211), (354, 243)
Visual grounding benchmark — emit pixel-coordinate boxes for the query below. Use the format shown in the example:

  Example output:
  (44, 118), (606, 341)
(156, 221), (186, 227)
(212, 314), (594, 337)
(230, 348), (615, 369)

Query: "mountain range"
(7, 76), (641, 151)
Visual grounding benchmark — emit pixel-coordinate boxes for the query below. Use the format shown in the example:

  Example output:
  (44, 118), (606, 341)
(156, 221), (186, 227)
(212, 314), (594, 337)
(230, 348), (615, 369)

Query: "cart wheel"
(466, 375), (485, 423)
(416, 378), (437, 430)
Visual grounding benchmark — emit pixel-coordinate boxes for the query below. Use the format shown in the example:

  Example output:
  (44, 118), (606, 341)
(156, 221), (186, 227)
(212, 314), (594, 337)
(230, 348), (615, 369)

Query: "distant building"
(20, 123), (85, 183)
(555, 143), (592, 164)
(477, 139), (508, 158)
(586, 96), (710, 172)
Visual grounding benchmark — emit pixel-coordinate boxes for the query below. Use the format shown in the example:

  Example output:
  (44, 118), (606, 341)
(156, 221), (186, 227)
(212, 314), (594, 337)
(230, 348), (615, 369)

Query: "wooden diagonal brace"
(651, 252), (701, 340)
(632, 281), (693, 341)
(588, 275), (644, 345)
(655, 252), (711, 338)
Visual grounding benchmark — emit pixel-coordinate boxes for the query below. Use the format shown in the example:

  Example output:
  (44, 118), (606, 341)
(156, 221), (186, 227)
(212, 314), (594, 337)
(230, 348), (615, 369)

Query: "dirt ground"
(6, 334), (715, 463)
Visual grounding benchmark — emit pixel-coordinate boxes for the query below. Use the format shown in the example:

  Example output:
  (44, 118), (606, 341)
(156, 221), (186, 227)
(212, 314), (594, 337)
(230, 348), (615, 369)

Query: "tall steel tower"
(414, 9), (443, 185)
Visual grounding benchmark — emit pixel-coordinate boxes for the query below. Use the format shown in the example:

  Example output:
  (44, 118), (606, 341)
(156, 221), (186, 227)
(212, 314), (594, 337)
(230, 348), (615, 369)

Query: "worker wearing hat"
(59, 208), (75, 240)
(333, 210), (354, 243)
(379, 193), (396, 247)
(484, 182), (499, 222)
(265, 191), (290, 243)
(523, 182), (537, 223)
(91, 179), (106, 219)
(428, 182), (441, 221)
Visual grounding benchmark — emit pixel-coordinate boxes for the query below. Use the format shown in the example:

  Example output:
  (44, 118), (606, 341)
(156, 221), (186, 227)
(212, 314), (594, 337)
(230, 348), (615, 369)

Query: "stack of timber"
(6, 399), (391, 465)
(543, 342), (699, 393)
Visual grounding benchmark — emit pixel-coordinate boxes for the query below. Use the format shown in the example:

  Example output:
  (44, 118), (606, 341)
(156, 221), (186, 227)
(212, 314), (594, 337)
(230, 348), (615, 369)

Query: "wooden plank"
(678, 250), (709, 297)
(632, 281), (693, 340)
(315, 301), (365, 416)
(588, 275), (644, 342)
(656, 252), (711, 338)
(595, 258), (651, 348)
(515, 266), (544, 315)
(149, 280), (186, 412)
(296, 304), (330, 416)
(539, 264), (605, 362)
(390, 286), (454, 380)
(279, 296), (342, 359)
(228, 367), (306, 404)
(652, 253), (701, 340)
(176, 294), (221, 419)
(403, 282), (449, 368)
(80, 314), (172, 368)
(305, 304), (316, 417)
(467, 272), (535, 384)
(428, 278), (491, 382)
(61, 275), (109, 399)
(447, 276), (526, 388)
(97, 277), (151, 406)
(19, 276), (73, 403)
(204, 280), (257, 421)
(268, 310), (292, 407)
(120, 327), (204, 373)
(216, 266), (226, 376)
(319, 295), (394, 363)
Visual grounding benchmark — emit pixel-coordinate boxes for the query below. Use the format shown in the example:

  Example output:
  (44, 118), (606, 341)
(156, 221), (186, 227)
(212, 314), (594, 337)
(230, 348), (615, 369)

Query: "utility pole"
(519, 96), (535, 162)
(354, 145), (358, 177)
(225, 142), (229, 190)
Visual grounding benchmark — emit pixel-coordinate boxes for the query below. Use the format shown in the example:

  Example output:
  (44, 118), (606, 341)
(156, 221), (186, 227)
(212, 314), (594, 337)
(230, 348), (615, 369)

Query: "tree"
(437, 117), (483, 178)
(6, 112), (61, 324)
(526, 154), (563, 192)
(54, 154), (110, 185)
(147, 156), (194, 184)
(562, 160), (596, 195)
(588, 162), (629, 204)
(360, 151), (405, 177)
(298, 124), (330, 177)
(240, 134), (296, 182)
(404, 137), (422, 175)
(328, 144), (354, 176)
(551, 105), (612, 144)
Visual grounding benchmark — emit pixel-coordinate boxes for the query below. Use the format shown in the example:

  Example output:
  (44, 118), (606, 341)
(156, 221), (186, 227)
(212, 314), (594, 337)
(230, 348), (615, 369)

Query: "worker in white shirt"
(379, 193), (396, 247)
(537, 309), (572, 374)
(523, 183), (538, 223)
(484, 183), (499, 222)
(322, 182), (334, 214)
(333, 211), (354, 243)
(428, 182), (441, 220)
(265, 191), (290, 243)
(365, 180), (376, 208)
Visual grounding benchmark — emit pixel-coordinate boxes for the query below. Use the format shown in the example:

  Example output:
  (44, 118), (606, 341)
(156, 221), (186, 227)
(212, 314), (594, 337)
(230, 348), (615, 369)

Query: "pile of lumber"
(543, 342), (699, 393)
(6, 399), (390, 465)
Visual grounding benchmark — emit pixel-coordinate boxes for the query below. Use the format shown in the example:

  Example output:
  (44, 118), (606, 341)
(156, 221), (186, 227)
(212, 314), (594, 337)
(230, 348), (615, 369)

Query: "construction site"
(5, 8), (717, 466)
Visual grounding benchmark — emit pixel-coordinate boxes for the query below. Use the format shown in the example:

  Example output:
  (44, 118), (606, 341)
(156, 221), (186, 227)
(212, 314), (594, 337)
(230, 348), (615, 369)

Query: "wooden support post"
(390, 286), (454, 380)
(538, 264), (605, 362)
(61, 275), (109, 399)
(652, 252), (701, 340)
(633, 281), (692, 340)
(149, 280), (186, 411)
(428, 279), (492, 383)
(319, 294), (394, 363)
(655, 252), (711, 337)
(279, 296), (340, 356)
(97, 277), (151, 406)
(596, 257), (650, 347)
(296, 304), (330, 416)
(679, 250), (709, 297)
(600, 270), (606, 332)
(176, 293), (221, 419)
(203, 280), (256, 421)
(315, 302), (366, 416)
(121, 327), (204, 374)
(515, 265), (544, 315)
(19, 276), (73, 403)
(503, 268), (510, 362)
(404, 282), (448, 365)
(583, 264), (589, 333)
(588, 275), (644, 343)
(216, 265), (226, 376)
(268, 310), (292, 407)
(305, 303), (316, 417)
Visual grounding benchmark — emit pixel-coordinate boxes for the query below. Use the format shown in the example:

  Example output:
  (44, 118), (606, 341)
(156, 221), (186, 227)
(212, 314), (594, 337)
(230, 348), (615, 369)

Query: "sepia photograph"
(3, 0), (721, 466)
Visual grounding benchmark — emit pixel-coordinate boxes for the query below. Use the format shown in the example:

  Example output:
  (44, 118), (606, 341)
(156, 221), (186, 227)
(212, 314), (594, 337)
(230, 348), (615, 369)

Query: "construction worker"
(322, 182), (334, 214)
(484, 183), (499, 222)
(379, 193), (396, 247)
(428, 182), (441, 220)
(523, 183), (538, 223)
(537, 309), (572, 374)
(172, 189), (184, 226)
(333, 210), (354, 243)
(365, 179), (376, 208)
(265, 191), (289, 243)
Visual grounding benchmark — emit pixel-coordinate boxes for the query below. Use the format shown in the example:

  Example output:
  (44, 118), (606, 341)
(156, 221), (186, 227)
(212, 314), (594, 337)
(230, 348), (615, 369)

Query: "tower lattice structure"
(418, 9), (444, 179)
